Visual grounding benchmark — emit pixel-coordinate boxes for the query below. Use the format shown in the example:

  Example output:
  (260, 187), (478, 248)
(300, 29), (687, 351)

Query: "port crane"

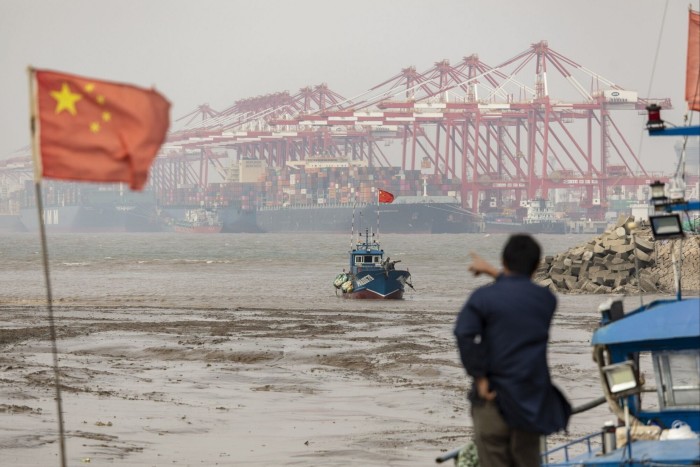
(1, 41), (678, 220)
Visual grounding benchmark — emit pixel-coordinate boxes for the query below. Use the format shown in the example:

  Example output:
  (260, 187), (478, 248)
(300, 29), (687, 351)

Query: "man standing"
(454, 234), (571, 467)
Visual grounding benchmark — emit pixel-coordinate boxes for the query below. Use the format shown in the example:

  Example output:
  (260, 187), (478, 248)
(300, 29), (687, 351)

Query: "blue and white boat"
(333, 228), (412, 299)
(540, 296), (700, 466)
(436, 296), (700, 466)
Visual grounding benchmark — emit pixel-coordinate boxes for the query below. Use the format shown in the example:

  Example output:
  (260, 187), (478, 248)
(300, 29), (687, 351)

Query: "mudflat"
(0, 293), (622, 467)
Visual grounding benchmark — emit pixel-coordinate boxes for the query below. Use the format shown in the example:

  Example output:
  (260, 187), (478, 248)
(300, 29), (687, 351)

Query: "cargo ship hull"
(20, 205), (164, 233)
(220, 206), (261, 233)
(0, 214), (27, 232)
(160, 205), (261, 234)
(484, 220), (567, 234)
(256, 202), (480, 234)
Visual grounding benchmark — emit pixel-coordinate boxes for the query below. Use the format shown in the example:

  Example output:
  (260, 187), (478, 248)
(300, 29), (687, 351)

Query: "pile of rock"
(648, 233), (700, 292)
(534, 215), (700, 294)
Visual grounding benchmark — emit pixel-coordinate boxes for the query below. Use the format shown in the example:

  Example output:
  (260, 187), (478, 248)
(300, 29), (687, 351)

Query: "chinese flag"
(378, 189), (395, 203)
(687, 9), (700, 111)
(33, 69), (171, 190)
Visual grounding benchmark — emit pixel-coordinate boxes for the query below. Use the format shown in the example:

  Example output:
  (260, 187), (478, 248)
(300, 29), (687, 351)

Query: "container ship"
(256, 193), (480, 234)
(6, 156), (481, 234)
(18, 182), (164, 233)
(14, 177), (260, 234)
(243, 155), (481, 234)
(157, 177), (260, 233)
(0, 213), (26, 232)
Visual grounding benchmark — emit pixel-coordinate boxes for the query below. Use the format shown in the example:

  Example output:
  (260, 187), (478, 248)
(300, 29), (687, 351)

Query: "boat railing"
(540, 431), (602, 466)
(436, 395), (608, 465)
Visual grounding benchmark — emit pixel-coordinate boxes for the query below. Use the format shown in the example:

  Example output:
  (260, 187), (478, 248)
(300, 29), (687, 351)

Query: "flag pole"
(28, 66), (68, 467)
(351, 203), (355, 250)
(376, 189), (380, 242)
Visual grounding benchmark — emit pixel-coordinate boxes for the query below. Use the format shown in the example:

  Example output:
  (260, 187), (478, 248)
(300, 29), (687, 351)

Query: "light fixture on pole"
(645, 104), (665, 132)
(649, 180), (667, 206)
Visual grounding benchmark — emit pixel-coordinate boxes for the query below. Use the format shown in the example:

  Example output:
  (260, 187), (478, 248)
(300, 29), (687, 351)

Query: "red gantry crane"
(2, 41), (673, 219)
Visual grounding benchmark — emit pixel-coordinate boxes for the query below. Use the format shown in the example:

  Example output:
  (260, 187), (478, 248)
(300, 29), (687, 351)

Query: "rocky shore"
(535, 216), (700, 294)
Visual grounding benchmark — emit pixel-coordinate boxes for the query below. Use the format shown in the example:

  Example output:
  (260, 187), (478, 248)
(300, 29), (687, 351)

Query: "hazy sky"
(1, 0), (695, 173)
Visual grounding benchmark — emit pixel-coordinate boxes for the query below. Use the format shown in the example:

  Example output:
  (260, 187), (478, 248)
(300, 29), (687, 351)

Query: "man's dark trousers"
(471, 399), (541, 467)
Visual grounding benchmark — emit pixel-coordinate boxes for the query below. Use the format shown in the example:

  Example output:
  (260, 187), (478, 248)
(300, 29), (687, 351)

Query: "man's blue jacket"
(454, 274), (571, 435)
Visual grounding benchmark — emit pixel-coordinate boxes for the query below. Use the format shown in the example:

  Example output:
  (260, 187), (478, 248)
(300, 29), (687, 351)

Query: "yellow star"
(96, 95), (105, 105)
(84, 83), (95, 93)
(89, 122), (100, 133)
(51, 83), (82, 116)
(102, 111), (111, 122)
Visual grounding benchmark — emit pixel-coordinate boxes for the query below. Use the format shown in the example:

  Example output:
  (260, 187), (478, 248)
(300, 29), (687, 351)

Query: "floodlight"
(649, 214), (684, 239)
(649, 180), (667, 203)
(603, 361), (640, 397)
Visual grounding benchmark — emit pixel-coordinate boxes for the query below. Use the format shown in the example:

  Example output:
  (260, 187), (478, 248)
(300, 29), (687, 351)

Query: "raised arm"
(468, 252), (499, 279)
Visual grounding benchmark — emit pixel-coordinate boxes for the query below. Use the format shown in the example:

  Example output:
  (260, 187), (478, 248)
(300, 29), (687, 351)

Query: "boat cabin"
(592, 298), (700, 432)
(349, 232), (384, 273)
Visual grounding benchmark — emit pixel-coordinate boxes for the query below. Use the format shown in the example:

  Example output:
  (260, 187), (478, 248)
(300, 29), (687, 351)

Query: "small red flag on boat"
(378, 189), (395, 203)
(686, 9), (700, 111)
(32, 69), (171, 190)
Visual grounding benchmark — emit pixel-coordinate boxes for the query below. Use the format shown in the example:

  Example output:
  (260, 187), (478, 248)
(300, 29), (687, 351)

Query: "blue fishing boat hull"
(345, 270), (411, 299)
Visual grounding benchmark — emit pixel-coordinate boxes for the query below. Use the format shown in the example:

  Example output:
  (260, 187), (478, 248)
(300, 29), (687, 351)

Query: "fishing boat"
(333, 228), (413, 299)
(437, 296), (700, 466)
(538, 296), (700, 466)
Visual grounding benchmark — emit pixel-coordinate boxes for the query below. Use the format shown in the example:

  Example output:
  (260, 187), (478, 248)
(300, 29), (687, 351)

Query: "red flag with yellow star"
(32, 69), (170, 190)
(378, 189), (394, 203)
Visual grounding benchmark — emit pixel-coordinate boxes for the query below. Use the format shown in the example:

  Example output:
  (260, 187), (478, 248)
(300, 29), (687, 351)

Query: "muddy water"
(0, 232), (676, 465)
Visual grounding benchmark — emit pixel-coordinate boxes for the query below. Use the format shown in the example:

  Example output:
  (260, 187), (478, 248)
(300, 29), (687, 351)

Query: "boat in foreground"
(436, 296), (700, 466)
(333, 229), (412, 299)
(540, 296), (700, 466)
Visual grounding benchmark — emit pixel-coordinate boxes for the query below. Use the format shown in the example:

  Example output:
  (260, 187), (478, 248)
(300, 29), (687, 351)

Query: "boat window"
(354, 255), (381, 265)
(637, 352), (660, 412)
(653, 350), (700, 408)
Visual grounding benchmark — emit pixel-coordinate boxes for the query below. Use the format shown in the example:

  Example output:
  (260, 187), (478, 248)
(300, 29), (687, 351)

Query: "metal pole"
(677, 238), (683, 301)
(630, 230), (643, 308)
(624, 398), (632, 459)
(34, 182), (68, 467)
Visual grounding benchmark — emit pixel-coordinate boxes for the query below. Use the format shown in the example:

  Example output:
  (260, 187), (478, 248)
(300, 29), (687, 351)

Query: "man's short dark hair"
(502, 234), (541, 276)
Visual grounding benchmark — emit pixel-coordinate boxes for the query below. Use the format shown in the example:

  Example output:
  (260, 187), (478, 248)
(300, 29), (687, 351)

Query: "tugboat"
(483, 198), (567, 234)
(171, 207), (222, 234)
(333, 228), (413, 299)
